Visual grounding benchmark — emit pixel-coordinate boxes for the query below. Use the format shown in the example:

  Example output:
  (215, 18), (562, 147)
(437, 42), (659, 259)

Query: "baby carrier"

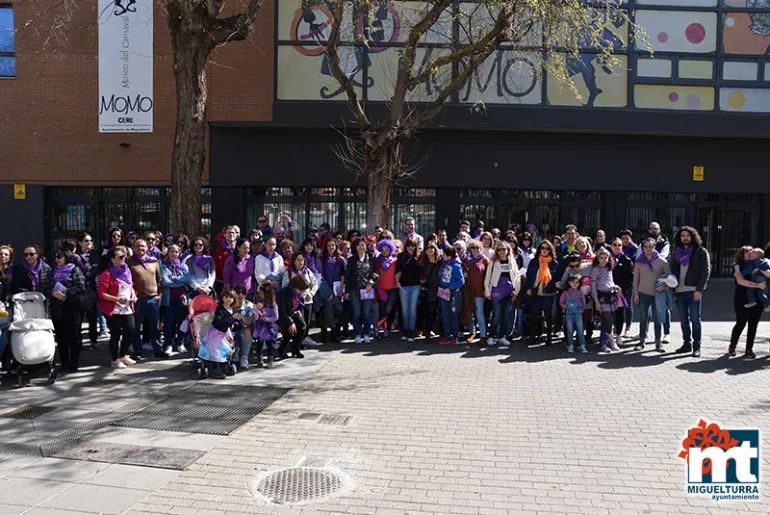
(8, 292), (57, 386)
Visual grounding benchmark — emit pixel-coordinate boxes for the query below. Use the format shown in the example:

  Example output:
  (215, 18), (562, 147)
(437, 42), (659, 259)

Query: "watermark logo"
(678, 419), (761, 501)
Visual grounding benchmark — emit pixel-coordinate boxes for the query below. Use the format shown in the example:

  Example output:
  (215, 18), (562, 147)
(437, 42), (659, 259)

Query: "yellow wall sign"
(693, 166), (704, 182)
(13, 184), (26, 200)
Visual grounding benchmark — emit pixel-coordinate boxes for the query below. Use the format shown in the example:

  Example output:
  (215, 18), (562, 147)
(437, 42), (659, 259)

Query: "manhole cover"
(0, 405), (57, 420)
(317, 414), (352, 426)
(81, 378), (127, 389)
(255, 467), (344, 504)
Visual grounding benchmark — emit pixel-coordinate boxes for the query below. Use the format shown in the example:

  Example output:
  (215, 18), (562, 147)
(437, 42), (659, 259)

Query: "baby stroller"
(187, 295), (237, 379)
(8, 292), (57, 387)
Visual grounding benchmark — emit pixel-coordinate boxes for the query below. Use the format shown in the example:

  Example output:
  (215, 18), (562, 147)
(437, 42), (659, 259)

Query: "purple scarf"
(403, 230), (416, 241)
(261, 250), (278, 273)
(165, 258), (183, 275)
(54, 263), (75, 283)
(135, 254), (158, 269)
(674, 245), (694, 266)
(305, 253), (319, 274)
(220, 239), (235, 252)
(466, 252), (484, 273)
(22, 259), (43, 288)
(636, 250), (660, 271)
(291, 288), (304, 311)
(623, 241), (639, 260)
(471, 229), (483, 239)
(191, 253), (214, 272)
(109, 263), (132, 286)
(377, 254), (395, 273)
(402, 251), (416, 267)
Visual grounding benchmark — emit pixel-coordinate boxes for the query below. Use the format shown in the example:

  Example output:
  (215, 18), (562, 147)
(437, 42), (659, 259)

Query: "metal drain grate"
(298, 413), (321, 420)
(81, 378), (127, 389)
(255, 467), (344, 504)
(298, 456), (328, 468)
(112, 384), (288, 435)
(317, 414), (352, 426)
(0, 443), (44, 457)
(0, 405), (57, 420)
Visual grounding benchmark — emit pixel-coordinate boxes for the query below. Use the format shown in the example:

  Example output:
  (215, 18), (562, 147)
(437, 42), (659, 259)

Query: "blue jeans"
(351, 291), (373, 337)
(133, 297), (162, 356)
(440, 289), (462, 339)
(470, 297), (488, 337)
(491, 298), (513, 338)
(676, 291), (702, 349)
(565, 311), (585, 349)
(399, 285), (420, 330)
(377, 289), (398, 331)
(236, 330), (253, 358)
(638, 293), (662, 344)
(163, 299), (186, 350)
(654, 289), (674, 336)
(0, 330), (6, 361)
(623, 287), (633, 331)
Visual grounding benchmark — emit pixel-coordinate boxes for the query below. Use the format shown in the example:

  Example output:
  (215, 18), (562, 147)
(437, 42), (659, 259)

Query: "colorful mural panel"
(679, 60), (714, 79)
(723, 11), (770, 54)
(276, 46), (363, 101)
(719, 87), (770, 112)
(635, 10), (717, 53)
(548, 54), (628, 107)
(634, 85), (715, 110)
(637, 58), (672, 78)
(367, 47), (452, 102)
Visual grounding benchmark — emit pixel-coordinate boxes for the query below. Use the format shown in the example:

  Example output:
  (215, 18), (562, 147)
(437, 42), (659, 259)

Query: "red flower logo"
(678, 419), (740, 476)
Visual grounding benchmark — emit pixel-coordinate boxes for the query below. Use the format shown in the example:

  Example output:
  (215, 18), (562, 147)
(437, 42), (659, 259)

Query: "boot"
(655, 341), (665, 353)
(209, 363), (226, 380)
(331, 326), (341, 343)
(321, 325), (329, 343)
(265, 356), (274, 369)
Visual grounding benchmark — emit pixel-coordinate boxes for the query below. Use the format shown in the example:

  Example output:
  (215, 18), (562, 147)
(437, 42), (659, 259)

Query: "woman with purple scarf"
(51, 248), (86, 372)
(181, 237), (216, 298)
(161, 245), (190, 355)
(223, 239), (256, 297)
(374, 240), (399, 339)
(11, 244), (53, 297)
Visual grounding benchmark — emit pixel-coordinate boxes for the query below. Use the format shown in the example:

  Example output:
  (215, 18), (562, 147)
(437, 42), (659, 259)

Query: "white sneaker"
(303, 337), (321, 347)
(611, 335), (621, 351)
(164, 347), (173, 357)
(120, 355), (136, 366)
(354, 336), (362, 344)
(364, 335), (371, 343)
(662, 334), (671, 344)
(407, 337), (415, 342)
(487, 338), (496, 346)
(239, 357), (250, 370)
(633, 333), (641, 340)
(623, 330), (631, 338)
(499, 337), (511, 346)
(177, 345), (187, 354)
(401, 335), (407, 341)
(111, 359), (127, 369)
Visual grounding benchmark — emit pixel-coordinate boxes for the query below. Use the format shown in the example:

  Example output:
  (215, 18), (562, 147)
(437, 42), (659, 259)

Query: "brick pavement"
(123, 318), (770, 515)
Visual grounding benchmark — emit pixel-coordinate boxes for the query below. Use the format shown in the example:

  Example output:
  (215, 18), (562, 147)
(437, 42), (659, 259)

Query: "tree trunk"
(168, 21), (213, 238)
(364, 137), (403, 231)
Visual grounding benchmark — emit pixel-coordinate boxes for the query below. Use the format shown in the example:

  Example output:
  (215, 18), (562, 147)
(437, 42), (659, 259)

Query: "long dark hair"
(233, 238), (249, 263)
(419, 242), (440, 266)
(674, 226), (703, 247)
(192, 236), (211, 255)
(534, 240), (555, 260)
(322, 238), (341, 262)
(257, 282), (276, 306)
(301, 238), (317, 258)
(735, 245), (753, 268)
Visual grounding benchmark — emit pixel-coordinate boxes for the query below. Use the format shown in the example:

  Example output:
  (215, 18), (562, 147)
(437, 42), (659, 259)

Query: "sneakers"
(600, 345), (611, 353)
(364, 335), (371, 343)
(610, 336), (621, 352)
(675, 344), (692, 354)
(499, 337), (511, 347)
(578, 346), (588, 354)
(163, 347), (173, 357)
(487, 338), (496, 346)
(265, 358), (274, 369)
(745, 350), (756, 359)
(567, 345), (574, 353)
(120, 355), (136, 366)
(662, 334), (670, 344)
(765, 305), (770, 313)
(634, 343), (645, 351)
(728, 347), (737, 357)
(449, 338), (458, 345)
(293, 351), (305, 359)
(655, 342), (665, 353)
(401, 334), (408, 341)
(407, 335), (415, 343)
(623, 330), (631, 338)
(438, 338), (450, 345)
(354, 335), (362, 344)
(692, 349), (701, 358)
(744, 302), (757, 308)
(111, 359), (127, 369)
(239, 357), (250, 370)
(176, 345), (187, 354)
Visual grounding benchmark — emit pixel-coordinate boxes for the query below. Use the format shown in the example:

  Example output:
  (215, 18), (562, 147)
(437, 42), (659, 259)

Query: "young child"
(437, 246), (465, 344)
(233, 285), (254, 369)
(558, 251), (593, 342)
(199, 289), (249, 379)
(741, 248), (770, 309)
(253, 283), (279, 368)
(560, 274), (587, 353)
(590, 248), (620, 353)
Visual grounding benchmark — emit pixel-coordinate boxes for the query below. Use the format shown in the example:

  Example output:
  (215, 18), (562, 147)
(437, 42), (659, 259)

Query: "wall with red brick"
(0, 0), (274, 185)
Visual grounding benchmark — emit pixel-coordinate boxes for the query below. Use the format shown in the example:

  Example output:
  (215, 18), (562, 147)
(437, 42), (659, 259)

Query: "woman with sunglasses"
(76, 232), (106, 346)
(484, 242), (520, 346)
(524, 240), (559, 345)
(181, 237), (216, 298)
(395, 238), (422, 342)
(464, 240), (489, 344)
(11, 245), (53, 297)
(609, 237), (634, 347)
(281, 252), (319, 348)
(51, 247), (87, 372)
(98, 246), (137, 369)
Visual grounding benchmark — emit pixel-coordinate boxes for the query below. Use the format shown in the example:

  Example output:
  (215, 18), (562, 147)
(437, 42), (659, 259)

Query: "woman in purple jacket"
(223, 239), (256, 300)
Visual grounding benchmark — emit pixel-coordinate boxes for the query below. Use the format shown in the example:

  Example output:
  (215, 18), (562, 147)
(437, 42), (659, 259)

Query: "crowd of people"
(0, 214), (767, 381)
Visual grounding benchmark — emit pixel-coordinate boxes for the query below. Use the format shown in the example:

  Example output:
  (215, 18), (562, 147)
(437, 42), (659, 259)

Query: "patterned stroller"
(186, 295), (236, 379)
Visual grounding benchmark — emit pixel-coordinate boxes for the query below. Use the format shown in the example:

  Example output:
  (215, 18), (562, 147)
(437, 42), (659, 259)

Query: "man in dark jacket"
(277, 274), (310, 359)
(668, 226), (711, 358)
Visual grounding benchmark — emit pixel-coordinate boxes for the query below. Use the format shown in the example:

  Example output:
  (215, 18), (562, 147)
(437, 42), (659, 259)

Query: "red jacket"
(213, 234), (233, 283)
(98, 270), (135, 316)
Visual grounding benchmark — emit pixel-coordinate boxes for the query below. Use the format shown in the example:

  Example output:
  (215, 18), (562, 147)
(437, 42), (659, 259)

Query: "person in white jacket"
(254, 236), (285, 290)
(282, 253), (320, 345)
(484, 242), (521, 346)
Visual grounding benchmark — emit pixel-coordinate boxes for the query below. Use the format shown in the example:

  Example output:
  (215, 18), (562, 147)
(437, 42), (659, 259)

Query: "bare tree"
(23, 0), (265, 237)
(321, 0), (643, 230)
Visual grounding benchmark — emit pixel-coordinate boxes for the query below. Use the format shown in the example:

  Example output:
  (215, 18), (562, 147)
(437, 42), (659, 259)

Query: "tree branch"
(209, 0), (263, 44)
(324, 0), (370, 128)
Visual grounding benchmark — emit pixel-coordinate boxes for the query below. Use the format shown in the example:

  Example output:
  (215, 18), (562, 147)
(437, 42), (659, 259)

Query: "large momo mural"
(276, 0), (770, 112)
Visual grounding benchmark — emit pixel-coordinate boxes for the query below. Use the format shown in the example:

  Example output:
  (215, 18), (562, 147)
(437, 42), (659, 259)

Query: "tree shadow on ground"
(676, 353), (770, 375)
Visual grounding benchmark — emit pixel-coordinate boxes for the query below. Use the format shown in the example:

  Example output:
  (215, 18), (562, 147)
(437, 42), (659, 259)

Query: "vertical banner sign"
(98, 0), (154, 133)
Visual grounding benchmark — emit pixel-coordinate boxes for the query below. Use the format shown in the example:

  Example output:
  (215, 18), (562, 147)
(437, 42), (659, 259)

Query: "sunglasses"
(276, 232), (285, 236)
(115, 255), (126, 260)
(258, 219), (267, 223)
(540, 247), (550, 251)
(24, 252), (37, 257)
(611, 243), (622, 247)
(146, 237), (156, 241)
(83, 238), (92, 243)
(194, 242), (204, 247)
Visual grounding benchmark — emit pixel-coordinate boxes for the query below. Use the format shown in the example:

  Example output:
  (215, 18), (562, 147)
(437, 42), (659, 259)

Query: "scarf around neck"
(261, 250), (278, 272)
(220, 239), (235, 252)
(109, 263), (133, 286)
(377, 254), (395, 273)
(22, 259), (43, 288)
(305, 253), (319, 273)
(135, 254), (158, 269)
(191, 253), (213, 272)
(636, 250), (660, 271)
(403, 230), (416, 241)
(165, 258), (183, 275)
(536, 255), (553, 287)
(466, 252), (485, 273)
(623, 241), (639, 259)
(674, 245), (694, 266)
(54, 263), (75, 283)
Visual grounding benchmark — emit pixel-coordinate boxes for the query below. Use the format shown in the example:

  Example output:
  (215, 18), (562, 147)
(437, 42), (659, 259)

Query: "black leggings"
(422, 299), (437, 334)
(53, 304), (82, 371)
(730, 302), (763, 352)
(107, 314), (135, 361)
(614, 306), (626, 335)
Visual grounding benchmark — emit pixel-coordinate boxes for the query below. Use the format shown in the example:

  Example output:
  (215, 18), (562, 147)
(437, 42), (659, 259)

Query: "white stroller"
(9, 292), (57, 387)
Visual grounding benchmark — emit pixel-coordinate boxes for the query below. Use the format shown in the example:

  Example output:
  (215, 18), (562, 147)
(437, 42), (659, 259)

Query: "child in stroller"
(197, 289), (249, 379)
